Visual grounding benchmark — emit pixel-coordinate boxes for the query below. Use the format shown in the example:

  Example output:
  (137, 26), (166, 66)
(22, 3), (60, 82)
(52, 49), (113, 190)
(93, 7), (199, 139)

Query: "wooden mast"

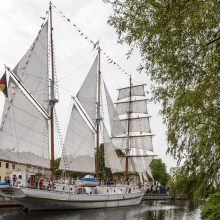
(125, 75), (132, 182)
(95, 47), (101, 178)
(49, 2), (56, 180)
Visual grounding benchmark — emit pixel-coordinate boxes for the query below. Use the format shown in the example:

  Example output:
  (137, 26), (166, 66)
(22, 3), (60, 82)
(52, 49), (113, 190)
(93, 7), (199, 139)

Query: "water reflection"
(0, 200), (201, 220)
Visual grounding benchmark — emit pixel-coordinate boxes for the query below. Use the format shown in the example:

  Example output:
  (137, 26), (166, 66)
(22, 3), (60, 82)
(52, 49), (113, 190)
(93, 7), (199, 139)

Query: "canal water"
(0, 200), (201, 220)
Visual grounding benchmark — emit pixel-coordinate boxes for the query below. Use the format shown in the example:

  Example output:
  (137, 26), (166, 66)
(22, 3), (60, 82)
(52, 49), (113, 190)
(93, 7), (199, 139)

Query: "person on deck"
(38, 176), (44, 190)
(12, 174), (17, 186)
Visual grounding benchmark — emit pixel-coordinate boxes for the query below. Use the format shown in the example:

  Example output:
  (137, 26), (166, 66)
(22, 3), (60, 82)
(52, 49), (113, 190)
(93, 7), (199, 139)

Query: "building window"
(12, 164), (15, 169)
(0, 162), (1, 167)
(6, 163), (9, 169)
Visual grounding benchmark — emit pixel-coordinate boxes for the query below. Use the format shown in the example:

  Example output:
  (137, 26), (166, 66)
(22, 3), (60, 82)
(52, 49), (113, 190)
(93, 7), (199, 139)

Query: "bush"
(201, 192), (220, 220)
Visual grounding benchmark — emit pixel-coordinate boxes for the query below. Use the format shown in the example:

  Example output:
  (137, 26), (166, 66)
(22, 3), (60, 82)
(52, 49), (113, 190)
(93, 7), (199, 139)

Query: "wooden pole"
(125, 75), (132, 182)
(96, 47), (101, 179)
(49, 1), (55, 180)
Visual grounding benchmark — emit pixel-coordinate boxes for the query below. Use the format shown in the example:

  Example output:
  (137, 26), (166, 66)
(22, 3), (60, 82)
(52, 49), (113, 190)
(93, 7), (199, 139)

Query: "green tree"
(201, 192), (220, 220)
(99, 143), (113, 180)
(54, 157), (61, 177)
(150, 159), (170, 186)
(115, 148), (125, 157)
(106, 0), (220, 200)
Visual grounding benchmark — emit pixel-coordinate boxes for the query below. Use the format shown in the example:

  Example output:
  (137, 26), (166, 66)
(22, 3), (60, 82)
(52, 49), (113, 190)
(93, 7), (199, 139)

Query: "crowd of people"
(144, 181), (167, 194)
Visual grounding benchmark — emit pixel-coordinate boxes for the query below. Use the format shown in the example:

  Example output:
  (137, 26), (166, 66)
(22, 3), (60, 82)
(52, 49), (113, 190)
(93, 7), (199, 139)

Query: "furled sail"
(103, 123), (123, 173)
(60, 103), (95, 173)
(117, 85), (145, 100)
(104, 83), (125, 136)
(0, 22), (50, 168)
(76, 56), (98, 125)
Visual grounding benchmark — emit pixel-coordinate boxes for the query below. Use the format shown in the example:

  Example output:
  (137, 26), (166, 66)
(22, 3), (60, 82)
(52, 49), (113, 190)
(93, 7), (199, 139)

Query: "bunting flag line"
(51, 3), (129, 76)
(0, 72), (8, 98)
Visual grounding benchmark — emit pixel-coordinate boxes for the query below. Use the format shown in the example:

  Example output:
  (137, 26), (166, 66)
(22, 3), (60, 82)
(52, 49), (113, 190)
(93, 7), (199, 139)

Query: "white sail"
(116, 99), (148, 115)
(117, 85), (145, 101)
(112, 134), (153, 151)
(120, 117), (151, 133)
(119, 155), (153, 176)
(144, 157), (153, 179)
(13, 21), (49, 112)
(103, 124), (123, 173)
(0, 22), (50, 168)
(131, 149), (153, 173)
(104, 83), (125, 136)
(76, 56), (98, 125)
(60, 103), (95, 173)
(119, 157), (136, 173)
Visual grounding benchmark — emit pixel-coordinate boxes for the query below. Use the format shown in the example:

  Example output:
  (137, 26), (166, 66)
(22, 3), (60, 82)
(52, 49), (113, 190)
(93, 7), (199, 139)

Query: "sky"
(0, 0), (176, 170)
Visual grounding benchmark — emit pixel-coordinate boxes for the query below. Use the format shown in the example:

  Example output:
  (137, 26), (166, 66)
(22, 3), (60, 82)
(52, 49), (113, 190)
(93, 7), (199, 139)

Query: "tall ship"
(0, 2), (154, 211)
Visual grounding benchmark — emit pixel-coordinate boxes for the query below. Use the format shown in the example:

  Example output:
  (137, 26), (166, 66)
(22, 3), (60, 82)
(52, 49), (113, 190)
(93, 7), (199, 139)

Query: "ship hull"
(0, 187), (142, 210)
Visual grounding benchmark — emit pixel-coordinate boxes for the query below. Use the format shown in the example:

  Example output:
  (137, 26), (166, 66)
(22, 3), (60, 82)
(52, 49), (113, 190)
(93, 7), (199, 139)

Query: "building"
(0, 161), (48, 182)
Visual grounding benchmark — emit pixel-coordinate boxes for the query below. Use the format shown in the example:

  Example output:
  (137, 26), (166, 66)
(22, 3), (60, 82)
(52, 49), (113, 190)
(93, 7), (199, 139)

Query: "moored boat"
(0, 2), (154, 211)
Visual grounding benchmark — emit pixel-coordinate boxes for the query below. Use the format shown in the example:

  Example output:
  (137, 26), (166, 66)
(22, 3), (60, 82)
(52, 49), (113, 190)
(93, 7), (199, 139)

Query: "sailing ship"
(0, 3), (154, 210)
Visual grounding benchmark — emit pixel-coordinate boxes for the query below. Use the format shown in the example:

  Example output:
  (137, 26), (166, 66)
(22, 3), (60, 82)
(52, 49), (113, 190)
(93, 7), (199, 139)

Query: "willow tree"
(106, 0), (220, 199)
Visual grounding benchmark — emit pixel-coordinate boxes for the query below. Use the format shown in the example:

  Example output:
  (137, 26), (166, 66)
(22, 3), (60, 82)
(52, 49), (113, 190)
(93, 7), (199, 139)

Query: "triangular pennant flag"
(0, 72), (8, 98)
(93, 40), (99, 50)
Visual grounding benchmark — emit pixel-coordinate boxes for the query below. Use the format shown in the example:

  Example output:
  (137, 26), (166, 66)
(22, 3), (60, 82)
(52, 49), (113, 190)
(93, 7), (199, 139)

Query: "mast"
(125, 75), (132, 182)
(49, 2), (57, 180)
(95, 47), (101, 178)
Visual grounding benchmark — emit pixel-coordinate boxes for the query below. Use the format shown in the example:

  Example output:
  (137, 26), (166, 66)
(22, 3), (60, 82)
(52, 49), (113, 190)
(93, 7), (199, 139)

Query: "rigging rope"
(54, 107), (70, 170)
(51, 3), (130, 78)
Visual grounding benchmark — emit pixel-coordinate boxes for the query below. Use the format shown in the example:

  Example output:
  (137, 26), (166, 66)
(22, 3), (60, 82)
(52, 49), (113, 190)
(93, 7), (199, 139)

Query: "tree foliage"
(169, 167), (219, 201)
(99, 143), (113, 180)
(106, 0), (220, 199)
(201, 192), (220, 220)
(150, 158), (170, 186)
